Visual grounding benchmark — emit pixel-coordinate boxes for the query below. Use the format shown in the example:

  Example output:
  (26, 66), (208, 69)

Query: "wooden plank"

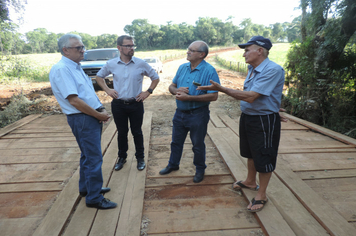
(0, 114), (42, 137)
(215, 124), (331, 235)
(144, 208), (259, 234)
(207, 122), (297, 236)
(303, 178), (356, 222)
(32, 170), (80, 236)
(0, 218), (43, 236)
(145, 175), (234, 188)
(295, 169), (356, 180)
(279, 140), (351, 149)
(217, 113), (239, 136)
(0, 192), (58, 219)
(275, 157), (356, 236)
(115, 111), (152, 236)
(1, 169), (74, 183)
(280, 153), (356, 171)
(282, 112), (356, 147)
(0, 147), (80, 157)
(33, 118), (118, 236)
(148, 157), (230, 178)
(0, 182), (63, 193)
(278, 147), (356, 154)
(210, 112), (226, 128)
(63, 135), (132, 236)
(1, 132), (75, 139)
(0, 154), (78, 164)
(147, 229), (264, 236)
(0, 140), (79, 149)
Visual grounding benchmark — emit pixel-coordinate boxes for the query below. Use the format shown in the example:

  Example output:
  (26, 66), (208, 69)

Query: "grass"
(226, 43), (292, 67)
(0, 47), (229, 84)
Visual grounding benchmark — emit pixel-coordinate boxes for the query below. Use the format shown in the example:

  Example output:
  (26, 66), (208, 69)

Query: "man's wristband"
(147, 88), (153, 94)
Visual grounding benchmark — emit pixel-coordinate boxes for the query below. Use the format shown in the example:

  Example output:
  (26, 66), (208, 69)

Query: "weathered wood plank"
(207, 122), (297, 236)
(0, 218), (43, 236)
(147, 229), (264, 236)
(148, 157), (230, 178)
(1, 169), (74, 183)
(295, 169), (356, 180)
(282, 112), (356, 147)
(275, 157), (356, 236)
(115, 111), (152, 236)
(33, 119), (118, 236)
(278, 147), (356, 154)
(0, 154), (78, 164)
(210, 112), (226, 128)
(0, 114), (42, 138)
(145, 175), (234, 188)
(0, 147), (80, 157)
(0, 182), (63, 193)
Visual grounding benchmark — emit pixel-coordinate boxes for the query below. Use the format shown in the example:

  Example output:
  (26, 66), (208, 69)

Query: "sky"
(9, 0), (301, 36)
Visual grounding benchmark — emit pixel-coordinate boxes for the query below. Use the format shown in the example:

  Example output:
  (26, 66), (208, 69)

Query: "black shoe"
(86, 198), (117, 209)
(159, 166), (179, 175)
(193, 172), (204, 183)
(114, 158), (127, 171)
(79, 187), (111, 197)
(137, 158), (146, 171)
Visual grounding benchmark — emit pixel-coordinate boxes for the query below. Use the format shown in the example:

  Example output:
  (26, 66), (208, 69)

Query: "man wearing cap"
(197, 36), (285, 212)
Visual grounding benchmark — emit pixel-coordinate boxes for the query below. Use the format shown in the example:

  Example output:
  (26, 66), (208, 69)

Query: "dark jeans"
(168, 106), (210, 174)
(67, 113), (104, 204)
(111, 99), (144, 160)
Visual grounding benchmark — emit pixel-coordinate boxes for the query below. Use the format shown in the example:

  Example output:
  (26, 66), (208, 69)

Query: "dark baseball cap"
(238, 36), (272, 50)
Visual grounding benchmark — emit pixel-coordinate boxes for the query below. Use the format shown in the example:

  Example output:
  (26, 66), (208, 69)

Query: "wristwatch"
(147, 88), (153, 94)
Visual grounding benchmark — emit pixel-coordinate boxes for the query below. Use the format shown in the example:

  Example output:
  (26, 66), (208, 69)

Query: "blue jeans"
(111, 100), (144, 160)
(67, 113), (104, 204)
(168, 106), (210, 173)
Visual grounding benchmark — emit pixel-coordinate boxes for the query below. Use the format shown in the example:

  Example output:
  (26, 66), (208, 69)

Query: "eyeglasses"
(187, 48), (202, 53)
(67, 46), (86, 51)
(121, 45), (137, 49)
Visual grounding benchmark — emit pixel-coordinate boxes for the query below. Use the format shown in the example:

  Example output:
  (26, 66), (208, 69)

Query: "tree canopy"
(285, 0), (356, 136)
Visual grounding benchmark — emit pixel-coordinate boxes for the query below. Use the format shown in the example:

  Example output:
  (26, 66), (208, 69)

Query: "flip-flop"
(247, 198), (268, 212)
(232, 181), (259, 191)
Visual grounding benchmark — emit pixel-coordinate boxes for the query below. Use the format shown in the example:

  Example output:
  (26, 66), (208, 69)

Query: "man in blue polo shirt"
(159, 40), (220, 183)
(198, 36), (285, 212)
(49, 34), (117, 210)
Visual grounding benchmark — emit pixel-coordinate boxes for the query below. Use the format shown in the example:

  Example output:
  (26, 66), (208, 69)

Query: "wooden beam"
(0, 114), (42, 138)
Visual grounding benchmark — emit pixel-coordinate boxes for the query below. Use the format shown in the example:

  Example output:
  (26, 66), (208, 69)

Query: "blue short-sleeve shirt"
(49, 56), (102, 115)
(240, 58), (285, 115)
(173, 60), (220, 110)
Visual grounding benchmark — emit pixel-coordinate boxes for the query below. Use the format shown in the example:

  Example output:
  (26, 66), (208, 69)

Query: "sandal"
(232, 181), (259, 191)
(247, 198), (268, 212)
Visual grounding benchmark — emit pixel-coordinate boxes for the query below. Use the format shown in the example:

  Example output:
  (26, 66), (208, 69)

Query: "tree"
(285, 0), (356, 135)
(124, 19), (161, 50)
(0, 0), (27, 22)
(96, 34), (118, 48)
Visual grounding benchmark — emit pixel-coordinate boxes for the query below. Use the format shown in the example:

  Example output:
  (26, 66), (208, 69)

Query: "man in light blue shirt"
(159, 41), (220, 183)
(96, 35), (159, 172)
(49, 34), (117, 210)
(198, 36), (285, 212)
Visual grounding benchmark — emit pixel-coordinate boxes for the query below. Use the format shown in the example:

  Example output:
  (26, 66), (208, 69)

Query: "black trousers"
(111, 99), (144, 160)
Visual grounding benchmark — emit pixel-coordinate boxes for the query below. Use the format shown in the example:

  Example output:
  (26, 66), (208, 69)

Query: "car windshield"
(144, 58), (156, 63)
(82, 50), (119, 61)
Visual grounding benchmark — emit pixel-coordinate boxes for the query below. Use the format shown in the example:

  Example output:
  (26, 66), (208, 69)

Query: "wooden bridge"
(1, 94), (356, 236)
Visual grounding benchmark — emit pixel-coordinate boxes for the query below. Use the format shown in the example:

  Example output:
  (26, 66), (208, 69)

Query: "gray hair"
(194, 41), (209, 58)
(58, 34), (82, 55)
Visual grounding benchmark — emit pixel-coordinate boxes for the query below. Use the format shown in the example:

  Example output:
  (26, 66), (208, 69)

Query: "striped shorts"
(239, 112), (281, 173)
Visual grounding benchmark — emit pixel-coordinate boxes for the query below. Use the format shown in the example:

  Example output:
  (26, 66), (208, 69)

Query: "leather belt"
(179, 106), (206, 114)
(116, 99), (137, 105)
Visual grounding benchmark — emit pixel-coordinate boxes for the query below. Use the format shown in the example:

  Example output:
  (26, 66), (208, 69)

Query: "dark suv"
(81, 48), (119, 88)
